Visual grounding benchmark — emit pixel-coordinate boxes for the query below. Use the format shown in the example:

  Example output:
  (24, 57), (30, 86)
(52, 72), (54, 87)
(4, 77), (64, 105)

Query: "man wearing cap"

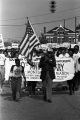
(39, 50), (56, 102)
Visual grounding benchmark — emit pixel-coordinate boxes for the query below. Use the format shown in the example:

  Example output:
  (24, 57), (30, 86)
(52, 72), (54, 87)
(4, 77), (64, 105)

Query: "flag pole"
(27, 17), (39, 42)
(26, 17), (40, 60)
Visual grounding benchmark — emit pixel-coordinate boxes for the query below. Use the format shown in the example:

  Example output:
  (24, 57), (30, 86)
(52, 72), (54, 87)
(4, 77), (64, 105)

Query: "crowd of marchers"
(0, 45), (80, 103)
(27, 45), (80, 102)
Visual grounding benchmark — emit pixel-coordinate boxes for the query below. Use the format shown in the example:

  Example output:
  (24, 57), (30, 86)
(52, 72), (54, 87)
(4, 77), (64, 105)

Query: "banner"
(5, 57), (75, 82)
(5, 58), (15, 80)
(0, 54), (5, 65)
(24, 60), (41, 81)
(0, 34), (5, 49)
(54, 57), (75, 82)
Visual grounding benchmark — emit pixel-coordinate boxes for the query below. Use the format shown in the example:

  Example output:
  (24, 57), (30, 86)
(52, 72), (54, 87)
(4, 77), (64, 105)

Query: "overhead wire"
(0, 16), (77, 26)
(0, 24), (25, 27)
(0, 6), (80, 22)
(1, 5), (80, 40)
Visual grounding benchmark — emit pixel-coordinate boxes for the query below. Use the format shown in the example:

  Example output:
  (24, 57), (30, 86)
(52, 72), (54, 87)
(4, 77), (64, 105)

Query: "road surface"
(0, 84), (80, 120)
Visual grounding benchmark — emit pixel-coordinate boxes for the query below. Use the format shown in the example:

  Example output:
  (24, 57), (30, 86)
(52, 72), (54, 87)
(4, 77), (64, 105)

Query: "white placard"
(5, 57), (75, 82)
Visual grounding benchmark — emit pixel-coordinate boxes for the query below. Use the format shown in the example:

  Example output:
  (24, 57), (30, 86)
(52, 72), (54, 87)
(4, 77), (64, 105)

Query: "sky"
(1, 0), (80, 42)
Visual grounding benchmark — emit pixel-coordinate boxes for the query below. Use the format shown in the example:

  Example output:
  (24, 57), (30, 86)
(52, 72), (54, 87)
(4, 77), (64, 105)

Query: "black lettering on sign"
(56, 63), (64, 71)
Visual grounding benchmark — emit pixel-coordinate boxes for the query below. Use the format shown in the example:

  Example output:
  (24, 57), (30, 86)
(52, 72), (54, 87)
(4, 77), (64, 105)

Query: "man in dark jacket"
(39, 50), (56, 102)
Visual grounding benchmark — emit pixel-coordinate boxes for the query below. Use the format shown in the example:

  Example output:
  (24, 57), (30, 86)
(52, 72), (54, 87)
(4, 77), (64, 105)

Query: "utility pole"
(64, 19), (65, 28)
(75, 16), (77, 44)
(64, 19), (65, 43)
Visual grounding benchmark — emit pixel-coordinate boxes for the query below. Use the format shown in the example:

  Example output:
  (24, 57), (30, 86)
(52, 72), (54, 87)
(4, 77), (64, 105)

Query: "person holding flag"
(19, 17), (40, 59)
(19, 17), (40, 95)
(39, 49), (56, 102)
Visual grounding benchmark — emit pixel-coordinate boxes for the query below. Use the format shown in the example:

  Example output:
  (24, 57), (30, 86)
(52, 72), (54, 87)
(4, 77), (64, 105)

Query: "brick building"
(43, 25), (79, 44)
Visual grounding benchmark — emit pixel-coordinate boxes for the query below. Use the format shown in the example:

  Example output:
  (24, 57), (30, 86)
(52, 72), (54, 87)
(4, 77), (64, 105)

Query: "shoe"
(16, 92), (21, 99)
(47, 99), (52, 103)
(13, 96), (16, 101)
(0, 88), (3, 94)
(43, 96), (47, 101)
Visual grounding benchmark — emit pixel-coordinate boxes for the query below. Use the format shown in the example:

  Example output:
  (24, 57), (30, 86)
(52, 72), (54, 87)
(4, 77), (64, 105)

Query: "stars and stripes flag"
(19, 19), (40, 58)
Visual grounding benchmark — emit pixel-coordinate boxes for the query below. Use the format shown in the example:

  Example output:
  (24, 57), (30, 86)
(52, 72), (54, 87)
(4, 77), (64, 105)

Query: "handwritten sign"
(5, 57), (75, 82)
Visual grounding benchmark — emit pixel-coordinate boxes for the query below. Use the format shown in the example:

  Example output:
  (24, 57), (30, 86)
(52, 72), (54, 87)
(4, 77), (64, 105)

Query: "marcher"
(75, 57), (80, 88)
(0, 52), (5, 94)
(0, 71), (3, 94)
(9, 58), (26, 101)
(73, 45), (80, 90)
(27, 81), (37, 96)
(39, 50), (56, 102)
(67, 49), (75, 95)
(26, 58), (36, 96)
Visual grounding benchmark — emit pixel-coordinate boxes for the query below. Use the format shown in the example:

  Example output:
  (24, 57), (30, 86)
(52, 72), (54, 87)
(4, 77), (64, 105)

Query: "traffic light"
(50, 0), (56, 13)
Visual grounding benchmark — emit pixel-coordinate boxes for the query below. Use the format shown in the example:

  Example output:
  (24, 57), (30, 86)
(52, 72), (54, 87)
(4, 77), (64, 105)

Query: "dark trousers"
(11, 77), (22, 100)
(27, 81), (37, 95)
(67, 80), (75, 95)
(42, 72), (52, 101)
(72, 72), (80, 90)
(76, 71), (80, 86)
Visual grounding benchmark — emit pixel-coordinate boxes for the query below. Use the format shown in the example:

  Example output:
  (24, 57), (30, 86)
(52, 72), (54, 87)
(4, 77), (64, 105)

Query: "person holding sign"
(0, 52), (5, 94)
(9, 58), (26, 101)
(39, 50), (56, 102)
(74, 57), (80, 90)
(26, 58), (37, 96)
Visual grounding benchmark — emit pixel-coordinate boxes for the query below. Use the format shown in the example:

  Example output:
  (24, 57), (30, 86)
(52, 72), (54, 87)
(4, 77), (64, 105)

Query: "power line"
(32, 16), (75, 25)
(1, 6), (80, 22)
(0, 17), (27, 21)
(1, 15), (80, 27)
(3, 37), (22, 39)
(0, 24), (25, 27)
(0, 16), (77, 26)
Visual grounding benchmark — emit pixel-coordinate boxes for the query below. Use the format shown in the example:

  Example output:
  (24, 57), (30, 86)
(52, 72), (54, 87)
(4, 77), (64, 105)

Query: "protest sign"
(5, 56), (75, 82)
(54, 57), (75, 82)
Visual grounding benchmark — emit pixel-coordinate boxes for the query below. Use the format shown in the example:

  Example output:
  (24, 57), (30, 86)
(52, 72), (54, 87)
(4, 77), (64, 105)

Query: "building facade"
(43, 25), (79, 44)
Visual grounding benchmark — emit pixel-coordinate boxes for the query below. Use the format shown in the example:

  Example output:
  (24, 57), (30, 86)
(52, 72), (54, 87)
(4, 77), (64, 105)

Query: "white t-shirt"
(10, 65), (24, 77)
(73, 52), (80, 72)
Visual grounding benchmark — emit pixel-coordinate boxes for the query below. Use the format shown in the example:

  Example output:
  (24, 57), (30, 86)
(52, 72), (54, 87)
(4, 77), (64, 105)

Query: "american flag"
(19, 19), (40, 58)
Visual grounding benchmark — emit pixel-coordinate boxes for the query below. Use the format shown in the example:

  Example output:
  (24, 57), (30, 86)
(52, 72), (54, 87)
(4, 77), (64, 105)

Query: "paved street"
(0, 84), (80, 120)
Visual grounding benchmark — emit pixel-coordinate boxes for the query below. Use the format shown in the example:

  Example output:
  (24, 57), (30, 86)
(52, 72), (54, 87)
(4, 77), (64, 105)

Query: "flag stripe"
(30, 39), (38, 49)
(29, 40), (39, 52)
(21, 40), (29, 55)
(23, 38), (37, 56)
(29, 35), (36, 43)
(21, 42), (29, 55)
(20, 36), (29, 54)
(29, 36), (36, 46)
(22, 35), (36, 56)
(25, 48), (29, 57)
(20, 34), (28, 49)
(22, 43), (29, 56)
